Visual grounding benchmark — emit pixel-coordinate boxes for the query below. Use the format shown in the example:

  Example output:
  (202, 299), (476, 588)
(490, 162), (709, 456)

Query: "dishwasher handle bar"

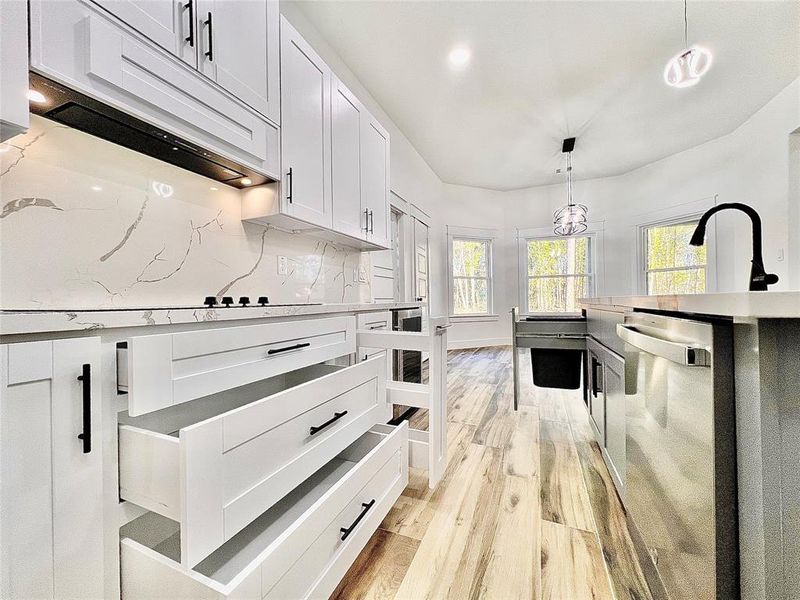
(616, 324), (710, 366)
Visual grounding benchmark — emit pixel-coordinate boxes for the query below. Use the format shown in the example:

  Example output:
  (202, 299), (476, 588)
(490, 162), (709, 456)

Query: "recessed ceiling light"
(210, 186), (219, 191)
(240, 177), (252, 186)
(447, 46), (471, 70)
(91, 185), (103, 192)
(27, 89), (47, 104)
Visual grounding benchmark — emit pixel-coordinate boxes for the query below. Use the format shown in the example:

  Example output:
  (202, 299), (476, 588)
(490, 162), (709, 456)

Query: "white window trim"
(447, 226), (497, 318)
(636, 213), (718, 295)
(516, 223), (604, 316)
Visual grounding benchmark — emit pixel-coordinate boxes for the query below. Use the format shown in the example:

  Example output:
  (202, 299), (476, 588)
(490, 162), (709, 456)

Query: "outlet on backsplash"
(278, 255), (288, 275)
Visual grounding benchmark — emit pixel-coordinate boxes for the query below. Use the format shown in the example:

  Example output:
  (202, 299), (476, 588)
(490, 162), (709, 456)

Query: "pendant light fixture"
(553, 137), (588, 236)
(664, 0), (712, 88)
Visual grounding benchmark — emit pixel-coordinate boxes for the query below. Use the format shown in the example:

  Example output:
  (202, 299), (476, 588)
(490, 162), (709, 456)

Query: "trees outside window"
(451, 238), (492, 315)
(644, 221), (706, 295)
(526, 236), (593, 313)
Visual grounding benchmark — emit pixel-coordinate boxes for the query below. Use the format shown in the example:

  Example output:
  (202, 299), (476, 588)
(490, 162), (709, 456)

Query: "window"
(643, 220), (706, 295)
(525, 236), (593, 313)
(450, 237), (492, 315)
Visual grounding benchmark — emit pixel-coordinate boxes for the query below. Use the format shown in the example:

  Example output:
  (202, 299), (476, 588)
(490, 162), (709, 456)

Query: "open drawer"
(119, 355), (387, 567)
(118, 316), (356, 416)
(121, 423), (408, 599)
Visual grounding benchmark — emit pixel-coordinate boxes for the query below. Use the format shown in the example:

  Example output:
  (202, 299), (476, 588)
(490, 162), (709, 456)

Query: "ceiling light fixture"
(664, 0), (712, 88)
(26, 89), (47, 104)
(447, 45), (471, 70)
(240, 177), (252, 186)
(553, 137), (588, 236)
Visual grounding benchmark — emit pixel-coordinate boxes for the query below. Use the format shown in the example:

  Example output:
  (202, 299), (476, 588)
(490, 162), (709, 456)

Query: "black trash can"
(530, 348), (583, 390)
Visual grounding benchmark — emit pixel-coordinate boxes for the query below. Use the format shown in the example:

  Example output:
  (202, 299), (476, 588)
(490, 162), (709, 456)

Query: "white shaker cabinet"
(280, 16), (333, 229)
(0, 0), (29, 141)
(361, 114), (391, 249)
(332, 77), (367, 239)
(0, 337), (104, 600)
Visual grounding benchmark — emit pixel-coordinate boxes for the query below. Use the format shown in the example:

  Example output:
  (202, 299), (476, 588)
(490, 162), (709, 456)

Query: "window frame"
(518, 230), (598, 316)
(447, 227), (496, 319)
(637, 214), (717, 295)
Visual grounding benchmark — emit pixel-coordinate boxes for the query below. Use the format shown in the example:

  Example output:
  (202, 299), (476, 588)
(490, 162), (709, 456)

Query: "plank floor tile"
(541, 520), (614, 600)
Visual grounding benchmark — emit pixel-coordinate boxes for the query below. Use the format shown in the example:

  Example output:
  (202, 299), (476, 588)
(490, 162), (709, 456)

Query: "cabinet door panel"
(280, 16), (331, 228)
(361, 116), (390, 249)
(603, 351), (626, 493)
(588, 347), (605, 443)
(93, 0), (195, 65)
(196, 0), (279, 122)
(332, 79), (365, 238)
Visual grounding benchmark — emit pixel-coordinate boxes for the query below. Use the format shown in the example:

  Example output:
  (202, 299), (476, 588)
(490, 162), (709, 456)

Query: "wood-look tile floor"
(331, 346), (655, 600)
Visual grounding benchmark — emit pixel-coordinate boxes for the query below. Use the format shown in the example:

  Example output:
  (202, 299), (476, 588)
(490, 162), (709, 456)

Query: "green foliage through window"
(452, 238), (491, 314)
(526, 236), (592, 313)
(645, 221), (706, 295)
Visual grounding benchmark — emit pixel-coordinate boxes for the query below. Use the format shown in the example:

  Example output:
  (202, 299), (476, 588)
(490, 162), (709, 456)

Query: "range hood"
(28, 72), (271, 189)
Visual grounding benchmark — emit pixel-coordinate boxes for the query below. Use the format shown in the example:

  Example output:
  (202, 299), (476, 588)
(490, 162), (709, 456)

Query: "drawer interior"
(120, 428), (395, 587)
(119, 362), (342, 435)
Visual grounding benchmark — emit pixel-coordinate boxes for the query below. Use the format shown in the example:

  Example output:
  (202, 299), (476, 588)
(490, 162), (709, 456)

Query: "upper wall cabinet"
(29, 0), (280, 178)
(243, 17), (391, 251)
(0, 0), (29, 141)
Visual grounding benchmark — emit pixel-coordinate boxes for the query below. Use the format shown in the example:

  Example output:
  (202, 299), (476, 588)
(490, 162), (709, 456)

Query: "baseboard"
(447, 337), (511, 350)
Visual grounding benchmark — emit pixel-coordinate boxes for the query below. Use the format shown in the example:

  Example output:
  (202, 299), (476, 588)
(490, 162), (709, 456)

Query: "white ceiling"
(293, 0), (800, 190)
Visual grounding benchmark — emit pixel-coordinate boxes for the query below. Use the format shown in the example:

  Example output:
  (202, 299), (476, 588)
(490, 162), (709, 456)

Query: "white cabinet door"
(361, 114), (391, 249)
(603, 349), (626, 493)
(331, 78), (366, 239)
(93, 0), (196, 65)
(280, 16), (332, 228)
(1, 337), (103, 600)
(0, 0), (29, 141)
(196, 0), (279, 123)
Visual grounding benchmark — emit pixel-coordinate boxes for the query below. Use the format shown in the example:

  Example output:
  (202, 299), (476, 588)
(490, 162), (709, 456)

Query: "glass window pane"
(452, 239), (488, 277)
(528, 237), (591, 276)
(646, 222), (706, 270)
(453, 278), (488, 314)
(527, 276), (591, 313)
(647, 268), (706, 295)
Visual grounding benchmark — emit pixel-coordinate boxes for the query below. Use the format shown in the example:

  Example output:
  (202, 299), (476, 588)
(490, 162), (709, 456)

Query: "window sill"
(449, 314), (500, 323)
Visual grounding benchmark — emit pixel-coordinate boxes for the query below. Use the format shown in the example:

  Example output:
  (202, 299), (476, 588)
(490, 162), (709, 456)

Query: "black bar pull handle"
(204, 12), (213, 61)
(267, 341), (310, 356)
(184, 0), (194, 46)
(309, 411), (348, 436)
(77, 364), (91, 453)
(340, 499), (376, 540)
(286, 167), (293, 203)
(363, 208), (369, 232)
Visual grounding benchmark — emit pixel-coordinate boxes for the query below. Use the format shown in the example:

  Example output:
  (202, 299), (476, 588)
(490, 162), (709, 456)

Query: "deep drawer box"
(118, 316), (356, 416)
(119, 355), (386, 567)
(357, 310), (390, 362)
(120, 423), (409, 599)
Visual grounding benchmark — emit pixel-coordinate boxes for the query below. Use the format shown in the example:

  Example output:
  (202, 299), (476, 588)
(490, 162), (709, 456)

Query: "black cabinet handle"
(309, 410), (348, 436)
(591, 357), (602, 397)
(368, 209), (374, 234)
(363, 208), (369, 232)
(340, 499), (375, 540)
(204, 12), (213, 61)
(77, 364), (91, 454)
(287, 167), (293, 203)
(184, 0), (194, 46)
(267, 341), (310, 355)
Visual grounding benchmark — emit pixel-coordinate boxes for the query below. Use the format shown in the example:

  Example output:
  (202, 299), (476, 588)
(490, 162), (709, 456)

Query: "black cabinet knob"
(239, 296), (250, 306)
(221, 296), (234, 307)
(204, 296), (217, 307)
(258, 296), (269, 306)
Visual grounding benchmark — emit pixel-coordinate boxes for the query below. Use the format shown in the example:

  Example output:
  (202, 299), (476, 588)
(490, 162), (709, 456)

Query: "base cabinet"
(1, 337), (104, 599)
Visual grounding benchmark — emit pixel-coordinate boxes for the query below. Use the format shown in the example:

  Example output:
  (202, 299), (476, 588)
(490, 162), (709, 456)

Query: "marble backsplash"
(0, 116), (372, 310)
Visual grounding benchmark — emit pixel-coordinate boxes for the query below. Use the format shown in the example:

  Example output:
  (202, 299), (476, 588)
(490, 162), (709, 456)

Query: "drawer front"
(29, 0), (279, 178)
(181, 355), (386, 567)
(125, 316), (356, 416)
(262, 425), (408, 598)
(357, 311), (390, 363)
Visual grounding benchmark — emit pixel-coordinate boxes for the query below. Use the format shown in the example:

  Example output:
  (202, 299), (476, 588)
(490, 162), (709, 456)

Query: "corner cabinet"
(0, 337), (104, 600)
(243, 17), (391, 252)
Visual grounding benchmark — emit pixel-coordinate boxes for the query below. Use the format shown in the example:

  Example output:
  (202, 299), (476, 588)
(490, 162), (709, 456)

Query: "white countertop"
(0, 301), (421, 336)
(579, 291), (800, 319)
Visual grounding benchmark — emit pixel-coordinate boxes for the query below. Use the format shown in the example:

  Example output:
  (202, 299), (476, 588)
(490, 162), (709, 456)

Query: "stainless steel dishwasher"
(617, 312), (738, 600)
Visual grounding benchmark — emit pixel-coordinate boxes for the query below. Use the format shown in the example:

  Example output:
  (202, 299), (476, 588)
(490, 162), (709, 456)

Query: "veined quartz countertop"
(579, 291), (800, 319)
(0, 301), (421, 336)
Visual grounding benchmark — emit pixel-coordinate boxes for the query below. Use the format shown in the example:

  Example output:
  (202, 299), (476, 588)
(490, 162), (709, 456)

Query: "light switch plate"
(277, 255), (288, 275)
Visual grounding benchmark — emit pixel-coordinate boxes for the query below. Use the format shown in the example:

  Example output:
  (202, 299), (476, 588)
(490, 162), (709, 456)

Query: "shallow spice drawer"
(119, 355), (387, 567)
(118, 316), (356, 416)
(120, 423), (409, 599)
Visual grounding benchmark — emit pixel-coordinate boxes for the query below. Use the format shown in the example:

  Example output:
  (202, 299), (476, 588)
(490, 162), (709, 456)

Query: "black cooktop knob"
(239, 296), (250, 306)
(204, 296), (217, 307)
(221, 296), (234, 307)
(258, 296), (269, 306)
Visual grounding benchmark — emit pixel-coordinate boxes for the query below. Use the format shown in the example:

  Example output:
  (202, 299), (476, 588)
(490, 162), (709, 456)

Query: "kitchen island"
(581, 292), (800, 600)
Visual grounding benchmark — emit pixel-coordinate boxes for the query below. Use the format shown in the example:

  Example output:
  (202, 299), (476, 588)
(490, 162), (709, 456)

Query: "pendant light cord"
(684, 0), (689, 47)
